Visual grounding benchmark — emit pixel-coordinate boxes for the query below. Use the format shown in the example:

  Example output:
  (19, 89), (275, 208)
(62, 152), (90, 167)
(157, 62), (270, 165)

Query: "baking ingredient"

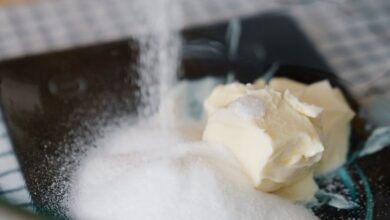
(257, 78), (355, 174)
(69, 78), (318, 220)
(69, 122), (317, 220)
(135, 0), (182, 120)
(204, 83), (251, 116)
(203, 85), (324, 201)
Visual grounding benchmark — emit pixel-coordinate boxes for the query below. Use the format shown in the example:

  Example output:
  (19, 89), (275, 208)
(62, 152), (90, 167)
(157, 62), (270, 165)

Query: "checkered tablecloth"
(0, 0), (389, 212)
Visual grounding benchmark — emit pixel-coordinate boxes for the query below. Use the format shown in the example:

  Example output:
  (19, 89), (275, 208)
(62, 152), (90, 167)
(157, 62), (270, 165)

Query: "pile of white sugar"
(68, 119), (317, 220)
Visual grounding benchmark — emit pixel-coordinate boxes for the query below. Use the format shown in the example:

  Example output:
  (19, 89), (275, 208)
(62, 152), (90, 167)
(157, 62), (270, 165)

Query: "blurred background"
(1, 0), (390, 99)
(0, 0), (389, 219)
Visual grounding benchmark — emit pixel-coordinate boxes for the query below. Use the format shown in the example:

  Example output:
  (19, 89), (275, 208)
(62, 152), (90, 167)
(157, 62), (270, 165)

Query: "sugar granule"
(68, 122), (317, 220)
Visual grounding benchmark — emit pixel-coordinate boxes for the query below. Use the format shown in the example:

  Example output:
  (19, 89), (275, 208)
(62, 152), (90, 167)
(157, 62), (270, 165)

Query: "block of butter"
(261, 78), (355, 174)
(203, 83), (324, 201)
(203, 78), (355, 201)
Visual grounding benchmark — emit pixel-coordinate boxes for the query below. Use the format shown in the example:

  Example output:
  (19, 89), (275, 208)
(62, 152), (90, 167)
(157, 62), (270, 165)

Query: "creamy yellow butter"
(202, 77), (355, 202)
(260, 78), (355, 174)
(203, 85), (324, 201)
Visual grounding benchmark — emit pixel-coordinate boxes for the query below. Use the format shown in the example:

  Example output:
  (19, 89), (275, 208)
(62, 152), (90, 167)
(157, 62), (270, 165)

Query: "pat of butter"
(204, 83), (256, 116)
(203, 85), (324, 201)
(275, 172), (318, 202)
(258, 78), (355, 174)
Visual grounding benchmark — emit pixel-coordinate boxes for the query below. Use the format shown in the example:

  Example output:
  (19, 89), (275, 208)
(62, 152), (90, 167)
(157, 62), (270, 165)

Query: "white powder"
(67, 0), (317, 216)
(135, 0), (182, 120)
(227, 95), (265, 119)
(69, 120), (317, 220)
